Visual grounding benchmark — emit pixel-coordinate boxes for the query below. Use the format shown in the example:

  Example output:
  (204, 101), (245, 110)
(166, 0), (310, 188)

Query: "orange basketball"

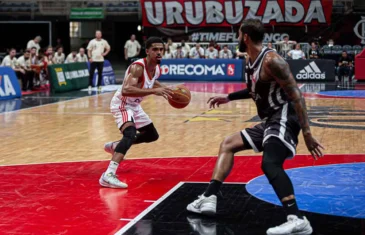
(168, 85), (191, 109)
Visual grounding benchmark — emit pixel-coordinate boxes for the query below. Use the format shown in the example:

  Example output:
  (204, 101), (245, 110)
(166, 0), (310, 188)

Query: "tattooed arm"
(264, 52), (324, 159)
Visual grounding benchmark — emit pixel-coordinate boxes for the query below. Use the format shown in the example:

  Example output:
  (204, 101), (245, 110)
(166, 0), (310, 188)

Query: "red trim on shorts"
(119, 96), (129, 123)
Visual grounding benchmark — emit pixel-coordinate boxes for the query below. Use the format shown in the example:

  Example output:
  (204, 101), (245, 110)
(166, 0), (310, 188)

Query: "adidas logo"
(296, 61), (326, 80)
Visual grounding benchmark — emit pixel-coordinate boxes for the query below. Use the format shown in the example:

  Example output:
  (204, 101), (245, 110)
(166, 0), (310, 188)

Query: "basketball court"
(0, 81), (364, 235)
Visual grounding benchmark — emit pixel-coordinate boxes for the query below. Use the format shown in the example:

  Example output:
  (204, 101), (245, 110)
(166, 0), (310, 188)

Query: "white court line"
(0, 153), (363, 167)
(115, 182), (185, 235)
(0, 91), (113, 116)
(143, 200), (156, 203)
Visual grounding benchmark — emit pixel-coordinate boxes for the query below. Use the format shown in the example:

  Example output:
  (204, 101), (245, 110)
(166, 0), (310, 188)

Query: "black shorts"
(241, 103), (300, 158)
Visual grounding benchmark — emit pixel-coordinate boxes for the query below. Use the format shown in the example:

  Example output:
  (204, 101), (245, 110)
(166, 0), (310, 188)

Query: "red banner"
(141, 0), (333, 27)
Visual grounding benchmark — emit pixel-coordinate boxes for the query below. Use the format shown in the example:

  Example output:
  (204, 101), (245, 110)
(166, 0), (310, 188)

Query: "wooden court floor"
(1, 82), (364, 166)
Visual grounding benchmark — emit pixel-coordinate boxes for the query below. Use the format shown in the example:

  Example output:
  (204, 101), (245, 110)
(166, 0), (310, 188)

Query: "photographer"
(337, 51), (354, 82)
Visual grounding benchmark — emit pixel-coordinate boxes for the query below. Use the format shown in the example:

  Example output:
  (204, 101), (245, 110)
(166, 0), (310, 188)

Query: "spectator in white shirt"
(87, 30), (111, 89)
(173, 46), (186, 59)
(29, 47), (38, 68)
(27, 36), (41, 55)
(277, 36), (296, 58)
(76, 48), (88, 62)
(1, 48), (28, 90)
(17, 49), (34, 91)
(65, 50), (78, 63)
(267, 42), (277, 52)
(163, 44), (173, 59)
(45, 46), (54, 65)
(167, 38), (177, 54)
(189, 43), (204, 59)
(180, 39), (190, 57)
(53, 46), (65, 64)
(1, 48), (20, 70)
(219, 45), (233, 59)
(205, 43), (218, 59)
(124, 34), (141, 66)
(288, 44), (306, 60)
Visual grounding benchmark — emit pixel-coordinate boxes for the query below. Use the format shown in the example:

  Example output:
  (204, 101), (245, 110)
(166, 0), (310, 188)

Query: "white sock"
(105, 161), (119, 175)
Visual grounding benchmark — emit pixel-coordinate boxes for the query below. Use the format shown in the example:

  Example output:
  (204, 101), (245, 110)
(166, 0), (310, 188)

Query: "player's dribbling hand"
(207, 96), (230, 109)
(303, 133), (325, 160)
(154, 87), (174, 99)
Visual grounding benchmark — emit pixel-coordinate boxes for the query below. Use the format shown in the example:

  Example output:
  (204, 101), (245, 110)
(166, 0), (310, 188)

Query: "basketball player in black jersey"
(187, 19), (324, 235)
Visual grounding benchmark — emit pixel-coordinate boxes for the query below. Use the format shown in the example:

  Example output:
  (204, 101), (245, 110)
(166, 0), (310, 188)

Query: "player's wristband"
(227, 89), (251, 101)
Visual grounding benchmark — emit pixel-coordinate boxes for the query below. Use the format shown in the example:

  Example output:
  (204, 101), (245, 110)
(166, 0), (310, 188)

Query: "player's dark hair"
(145, 37), (164, 49)
(240, 19), (265, 43)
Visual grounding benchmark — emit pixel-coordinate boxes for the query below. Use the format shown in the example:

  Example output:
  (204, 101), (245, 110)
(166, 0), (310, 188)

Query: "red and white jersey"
(110, 58), (161, 110)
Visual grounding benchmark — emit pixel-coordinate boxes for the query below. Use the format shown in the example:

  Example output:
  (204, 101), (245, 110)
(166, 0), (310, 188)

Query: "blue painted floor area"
(246, 163), (365, 219)
(318, 90), (365, 98)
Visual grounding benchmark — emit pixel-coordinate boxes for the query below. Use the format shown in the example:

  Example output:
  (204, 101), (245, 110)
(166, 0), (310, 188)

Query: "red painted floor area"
(0, 154), (364, 235)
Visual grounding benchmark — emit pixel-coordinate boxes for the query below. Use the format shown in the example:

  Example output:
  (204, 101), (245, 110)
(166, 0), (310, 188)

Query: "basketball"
(168, 85), (191, 109)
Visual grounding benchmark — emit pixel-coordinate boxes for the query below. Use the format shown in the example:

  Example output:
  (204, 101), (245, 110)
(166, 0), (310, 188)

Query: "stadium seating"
(0, 1), (138, 14)
(0, 2), (39, 12)
(87, 1), (139, 12)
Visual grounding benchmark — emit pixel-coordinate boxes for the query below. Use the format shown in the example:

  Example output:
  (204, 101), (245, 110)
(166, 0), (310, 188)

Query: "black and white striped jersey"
(246, 47), (289, 119)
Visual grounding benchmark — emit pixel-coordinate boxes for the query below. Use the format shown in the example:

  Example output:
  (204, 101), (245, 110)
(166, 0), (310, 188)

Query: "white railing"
(184, 42), (311, 57)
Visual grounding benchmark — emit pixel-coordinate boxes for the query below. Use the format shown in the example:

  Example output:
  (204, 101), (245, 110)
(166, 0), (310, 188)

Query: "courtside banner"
(49, 62), (89, 93)
(88, 60), (116, 86)
(0, 67), (22, 100)
(141, 0), (333, 27)
(287, 59), (335, 82)
(159, 59), (243, 81)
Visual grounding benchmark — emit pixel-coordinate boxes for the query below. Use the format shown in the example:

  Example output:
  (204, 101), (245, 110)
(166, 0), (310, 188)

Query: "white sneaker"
(104, 141), (116, 154)
(99, 172), (128, 189)
(187, 194), (217, 216)
(267, 215), (313, 235)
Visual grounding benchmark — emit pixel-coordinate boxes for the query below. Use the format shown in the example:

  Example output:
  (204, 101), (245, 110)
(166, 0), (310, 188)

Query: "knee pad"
(138, 123), (159, 143)
(262, 138), (295, 199)
(115, 126), (137, 154)
(261, 137), (289, 183)
(261, 160), (280, 183)
(145, 128), (159, 142)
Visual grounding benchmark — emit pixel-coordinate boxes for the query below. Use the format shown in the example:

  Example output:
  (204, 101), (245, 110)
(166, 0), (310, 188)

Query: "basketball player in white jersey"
(99, 37), (173, 188)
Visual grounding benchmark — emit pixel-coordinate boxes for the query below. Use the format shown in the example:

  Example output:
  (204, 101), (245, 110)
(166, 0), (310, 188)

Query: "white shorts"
(111, 105), (152, 130)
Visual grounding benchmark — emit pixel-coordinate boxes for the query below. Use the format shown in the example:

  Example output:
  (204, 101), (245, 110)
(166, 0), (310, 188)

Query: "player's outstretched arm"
(207, 89), (251, 109)
(264, 53), (324, 159)
(122, 64), (173, 98)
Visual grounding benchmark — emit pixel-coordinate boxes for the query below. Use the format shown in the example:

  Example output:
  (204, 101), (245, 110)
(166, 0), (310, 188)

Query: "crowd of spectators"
(161, 35), (360, 82)
(0, 36), (89, 91)
(1, 33), (363, 90)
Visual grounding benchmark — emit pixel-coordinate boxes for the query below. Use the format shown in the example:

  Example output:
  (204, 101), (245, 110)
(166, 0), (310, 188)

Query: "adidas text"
(296, 72), (326, 80)
(296, 61), (326, 80)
